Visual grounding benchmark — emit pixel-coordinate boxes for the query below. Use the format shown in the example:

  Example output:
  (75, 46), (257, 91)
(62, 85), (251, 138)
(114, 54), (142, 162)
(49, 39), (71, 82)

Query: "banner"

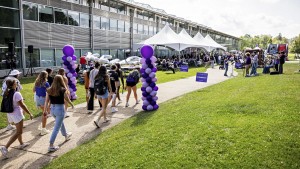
(180, 65), (189, 72)
(196, 72), (208, 82)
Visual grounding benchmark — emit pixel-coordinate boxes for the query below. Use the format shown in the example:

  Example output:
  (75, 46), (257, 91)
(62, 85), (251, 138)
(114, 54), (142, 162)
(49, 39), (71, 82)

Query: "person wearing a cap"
(1, 69), (23, 131)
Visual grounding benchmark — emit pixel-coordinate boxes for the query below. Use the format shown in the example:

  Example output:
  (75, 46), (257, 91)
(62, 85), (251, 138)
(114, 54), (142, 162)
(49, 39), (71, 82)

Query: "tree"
(292, 34), (300, 54)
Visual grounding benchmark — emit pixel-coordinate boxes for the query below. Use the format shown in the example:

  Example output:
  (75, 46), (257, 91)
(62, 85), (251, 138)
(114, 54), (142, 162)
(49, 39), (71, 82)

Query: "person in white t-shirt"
(87, 62), (102, 113)
(1, 70), (23, 131)
(0, 78), (33, 159)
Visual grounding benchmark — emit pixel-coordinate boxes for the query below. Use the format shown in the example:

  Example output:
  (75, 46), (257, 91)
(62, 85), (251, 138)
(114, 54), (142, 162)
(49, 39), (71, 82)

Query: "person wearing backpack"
(108, 65), (119, 113)
(33, 71), (50, 136)
(88, 62), (102, 114)
(115, 63), (124, 104)
(0, 78), (33, 159)
(125, 68), (140, 107)
(1, 69), (23, 131)
(93, 66), (112, 128)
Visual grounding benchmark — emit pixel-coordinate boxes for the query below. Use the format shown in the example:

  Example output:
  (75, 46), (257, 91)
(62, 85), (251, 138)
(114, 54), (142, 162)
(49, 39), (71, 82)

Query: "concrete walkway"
(0, 66), (237, 169)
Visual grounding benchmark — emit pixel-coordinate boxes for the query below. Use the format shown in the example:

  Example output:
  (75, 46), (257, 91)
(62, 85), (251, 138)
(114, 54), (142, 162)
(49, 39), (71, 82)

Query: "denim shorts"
(96, 89), (109, 99)
(35, 95), (46, 107)
(50, 104), (65, 117)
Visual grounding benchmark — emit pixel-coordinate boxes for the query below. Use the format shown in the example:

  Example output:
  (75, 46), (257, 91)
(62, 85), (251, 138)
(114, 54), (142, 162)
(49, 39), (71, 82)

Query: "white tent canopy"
(135, 25), (200, 51)
(178, 29), (210, 51)
(204, 34), (227, 51)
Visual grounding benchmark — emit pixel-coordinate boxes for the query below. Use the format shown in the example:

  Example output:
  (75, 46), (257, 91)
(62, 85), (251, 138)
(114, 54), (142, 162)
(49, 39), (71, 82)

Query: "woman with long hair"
(115, 63), (124, 104)
(125, 68), (140, 107)
(44, 75), (74, 152)
(93, 65), (112, 128)
(0, 79), (33, 158)
(57, 68), (70, 118)
(33, 71), (50, 136)
(83, 69), (90, 107)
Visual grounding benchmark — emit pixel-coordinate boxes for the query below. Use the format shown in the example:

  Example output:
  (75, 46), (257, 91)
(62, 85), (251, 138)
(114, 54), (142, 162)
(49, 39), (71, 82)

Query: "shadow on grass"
(130, 110), (156, 127)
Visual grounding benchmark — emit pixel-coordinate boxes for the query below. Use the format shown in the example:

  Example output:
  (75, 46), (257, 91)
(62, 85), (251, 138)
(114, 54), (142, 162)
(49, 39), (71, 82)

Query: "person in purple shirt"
(244, 52), (252, 77)
(33, 71), (50, 136)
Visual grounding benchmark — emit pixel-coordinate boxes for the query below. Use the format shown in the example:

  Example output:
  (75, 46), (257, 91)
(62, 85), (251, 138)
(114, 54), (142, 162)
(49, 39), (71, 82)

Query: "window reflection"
(23, 2), (38, 21)
(0, 8), (20, 28)
(0, 0), (19, 8)
(118, 20), (124, 32)
(110, 19), (117, 31)
(80, 13), (90, 28)
(54, 8), (68, 25)
(39, 5), (53, 23)
(101, 17), (109, 30)
(68, 10), (79, 26)
(93, 15), (100, 29)
(125, 22), (130, 33)
(99, 0), (109, 11)
(40, 49), (54, 67)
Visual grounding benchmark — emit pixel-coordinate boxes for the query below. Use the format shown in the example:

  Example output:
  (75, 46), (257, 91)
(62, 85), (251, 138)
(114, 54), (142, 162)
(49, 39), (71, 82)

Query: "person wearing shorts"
(33, 71), (50, 135)
(94, 66), (112, 128)
(0, 79), (33, 159)
(125, 68), (140, 107)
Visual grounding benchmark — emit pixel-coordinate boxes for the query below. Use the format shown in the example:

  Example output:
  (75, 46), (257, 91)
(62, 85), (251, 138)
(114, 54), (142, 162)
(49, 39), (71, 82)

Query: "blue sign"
(180, 65), (189, 72)
(196, 72), (208, 82)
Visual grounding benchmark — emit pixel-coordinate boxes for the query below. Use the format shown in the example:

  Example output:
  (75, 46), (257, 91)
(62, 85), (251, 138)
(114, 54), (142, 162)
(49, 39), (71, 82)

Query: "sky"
(135, 0), (300, 39)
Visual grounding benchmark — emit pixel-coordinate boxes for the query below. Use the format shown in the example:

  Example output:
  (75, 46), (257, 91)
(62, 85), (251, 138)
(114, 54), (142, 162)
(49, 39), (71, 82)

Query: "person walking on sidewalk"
(108, 65), (119, 113)
(44, 75), (74, 152)
(94, 66), (112, 128)
(88, 62), (102, 113)
(0, 78), (33, 158)
(125, 68), (140, 107)
(115, 63), (124, 104)
(33, 71), (50, 136)
(57, 68), (70, 118)
(1, 69), (23, 131)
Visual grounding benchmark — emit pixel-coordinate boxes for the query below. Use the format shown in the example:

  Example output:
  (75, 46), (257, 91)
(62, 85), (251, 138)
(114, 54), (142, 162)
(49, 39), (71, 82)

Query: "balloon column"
(140, 45), (159, 111)
(62, 45), (77, 100)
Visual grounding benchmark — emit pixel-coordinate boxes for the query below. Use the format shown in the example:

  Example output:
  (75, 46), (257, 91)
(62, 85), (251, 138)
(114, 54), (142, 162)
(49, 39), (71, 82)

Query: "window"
(154, 27), (156, 34)
(110, 49), (117, 58)
(26, 48), (40, 67)
(99, 0), (109, 11)
(0, 48), (21, 69)
(144, 25), (148, 35)
(40, 49), (54, 67)
(109, 0), (117, 13)
(117, 49), (124, 59)
(0, 7), (20, 28)
(133, 23), (137, 34)
(68, 10), (79, 26)
(80, 13), (90, 28)
(0, 28), (20, 47)
(125, 22), (130, 33)
(39, 5), (53, 23)
(101, 49), (109, 56)
(55, 49), (63, 66)
(138, 24), (143, 34)
(148, 12), (154, 21)
(23, 2), (38, 21)
(93, 15), (100, 29)
(0, 0), (19, 8)
(148, 26), (153, 36)
(110, 19), (117, 31)
(101, 17), (109, 30)
(118, 20), (124, 32)
(143, 11), (148, 21)
(137, 11), (143, 19)
(54, 8), (68, 25)
(161, 18), (166, 25)
(69, 0), (80, 4)
(117, 3), (125, 15)
(81, 0), (88, 6)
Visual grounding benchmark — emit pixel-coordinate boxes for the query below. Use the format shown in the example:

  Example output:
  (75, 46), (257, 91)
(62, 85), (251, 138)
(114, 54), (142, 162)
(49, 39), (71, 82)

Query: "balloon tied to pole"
(62, 45), (78, 100)
(140, 45), (159, 111)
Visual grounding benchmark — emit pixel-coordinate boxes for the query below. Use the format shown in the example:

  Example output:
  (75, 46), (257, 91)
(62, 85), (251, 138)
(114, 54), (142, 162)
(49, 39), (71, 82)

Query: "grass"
(0, 67), (205, 129)
(44, 63), (300, 168)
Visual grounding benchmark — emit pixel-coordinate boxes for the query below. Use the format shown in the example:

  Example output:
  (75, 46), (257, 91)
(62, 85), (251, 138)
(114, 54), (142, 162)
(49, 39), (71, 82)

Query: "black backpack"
(126, 71), (139, 84)
(1, 89), (15, 113)
(94, 76), (107, 95)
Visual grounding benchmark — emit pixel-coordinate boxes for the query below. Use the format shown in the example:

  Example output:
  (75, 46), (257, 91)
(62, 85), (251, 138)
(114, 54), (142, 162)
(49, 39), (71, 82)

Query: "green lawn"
(0, 67), (205, 129)
(45, 63), (300, 168)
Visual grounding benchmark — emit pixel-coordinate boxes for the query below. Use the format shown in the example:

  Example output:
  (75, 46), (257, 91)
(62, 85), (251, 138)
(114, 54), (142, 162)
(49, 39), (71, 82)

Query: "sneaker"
(48, 146), (59, 152)
(94, 121), (100, 128)
(65, 132), (72, 141)
(87, 110), (93, 114)
(103, 118), (110, 123)
(18, 142), (30, 149)
(111, 107), (118, 113)
(65, 113), (70, 118)
(40, 128), (50, 136)
(38, 124), (42, 131)
(0, 146), (8, 158)
(5, 124), (15, 131)
(136, 100), (140, 104)
(125, 102), (129, 107)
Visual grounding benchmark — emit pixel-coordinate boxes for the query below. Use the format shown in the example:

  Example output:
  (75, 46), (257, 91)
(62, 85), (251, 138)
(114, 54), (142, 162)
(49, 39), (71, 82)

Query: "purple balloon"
(150, 91), (157, 97)
(153, 96), (158, 101)
(148, 64), (154, 69)
(142, 105), (147, 111)
(145, 68), (152, 74)
(141, 96), (146, 100)
(142, 82), (149, 88)
(73, 72), (77, 77)
(140, 68), (145, 74)
(152, 67), (157, 72)
(63, 61), (70, 66)
(152, 77), (157, 82)
(151, 101), (156, 106)
(150, 82), (156, 88)
(153, 104), (159, 110)
(149, 72), (155, 78)
(72, 55), (76, 60)
(63, 45), (75, 56)
(142, 63), (148, 69)
(143, 100), (149, 106)
(142, 73), (148, 79)
(153, 86), (158, 91)
(141, 78), (146, 82)
(146, 86), (152, 93)
(146, 59), (152, 65)
(147, 105), (153, 111)
(140, 45), (154, 59)
(142, 92), (148, 97)
(147, 95), (152, 102)
(146, 77), (152, 83)
(141, 58), (146, 64)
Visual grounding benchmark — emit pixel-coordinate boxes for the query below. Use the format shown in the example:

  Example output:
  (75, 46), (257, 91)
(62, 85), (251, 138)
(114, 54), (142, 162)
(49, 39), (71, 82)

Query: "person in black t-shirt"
(115, 63), (124, 103)
(108, 65), (119, 113)
(45, 68), (53, 86)
(279, 51), (286, 74)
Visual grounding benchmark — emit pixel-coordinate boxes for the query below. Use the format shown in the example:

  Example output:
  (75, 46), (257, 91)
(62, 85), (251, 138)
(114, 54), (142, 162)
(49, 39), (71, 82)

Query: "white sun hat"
(9, 69), (22, 76)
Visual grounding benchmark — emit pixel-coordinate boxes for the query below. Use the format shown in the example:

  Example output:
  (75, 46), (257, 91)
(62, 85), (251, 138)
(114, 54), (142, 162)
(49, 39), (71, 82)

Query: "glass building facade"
(0, 0), (240, 74)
